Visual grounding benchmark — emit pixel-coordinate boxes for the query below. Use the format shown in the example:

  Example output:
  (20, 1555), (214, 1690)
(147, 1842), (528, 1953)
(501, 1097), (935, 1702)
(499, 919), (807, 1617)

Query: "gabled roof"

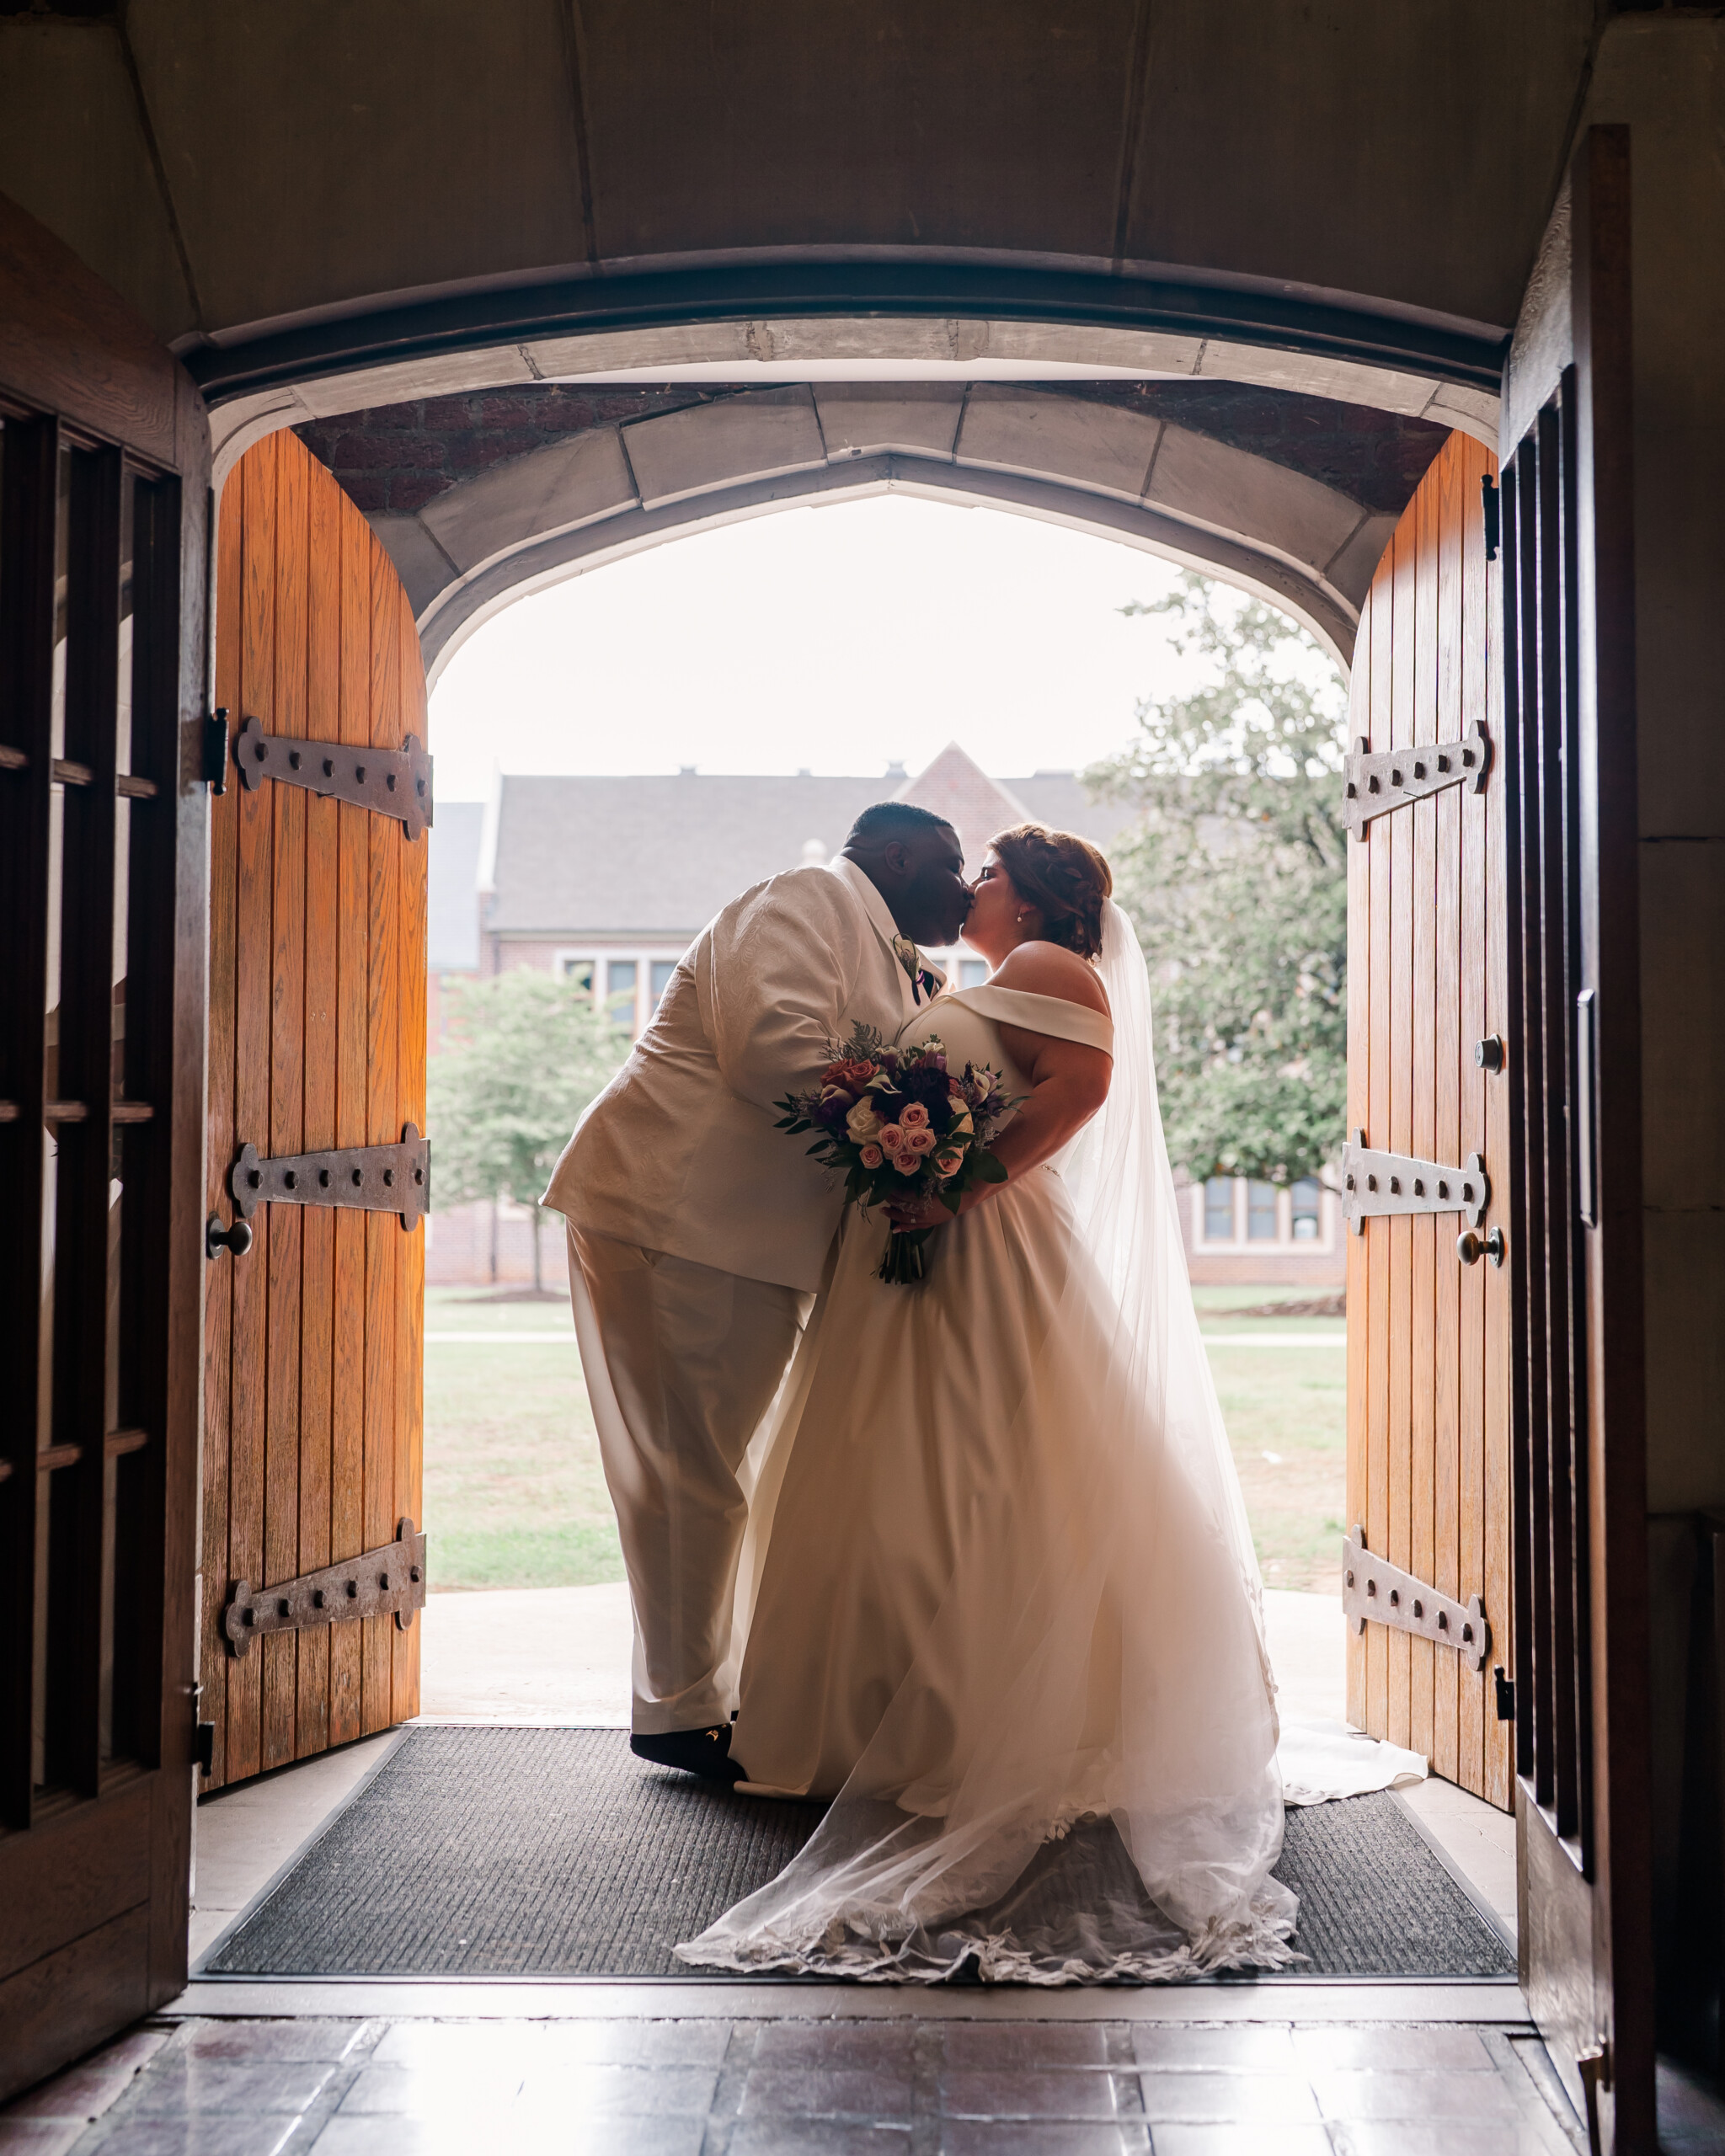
(476, 744), (1140, 938)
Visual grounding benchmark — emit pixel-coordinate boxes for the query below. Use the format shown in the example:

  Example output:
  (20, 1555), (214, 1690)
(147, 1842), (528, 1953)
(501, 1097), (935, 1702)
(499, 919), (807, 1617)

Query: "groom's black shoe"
(630, 1725), (745, 1784)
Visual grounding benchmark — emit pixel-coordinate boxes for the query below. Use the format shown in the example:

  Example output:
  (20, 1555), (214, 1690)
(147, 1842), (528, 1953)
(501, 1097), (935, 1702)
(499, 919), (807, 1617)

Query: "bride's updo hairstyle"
(990, 823), (1113, 962)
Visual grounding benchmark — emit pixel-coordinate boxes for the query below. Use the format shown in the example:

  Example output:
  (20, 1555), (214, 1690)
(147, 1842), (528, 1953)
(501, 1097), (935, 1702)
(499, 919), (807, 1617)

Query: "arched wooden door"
(1344, 427), (1513, 1809)
(200, 430), (428, 1792)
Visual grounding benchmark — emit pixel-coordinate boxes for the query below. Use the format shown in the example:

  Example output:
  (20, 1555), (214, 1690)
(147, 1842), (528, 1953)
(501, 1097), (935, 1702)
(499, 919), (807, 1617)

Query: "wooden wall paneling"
(224, 445), (275, 1787)
(296, 456), (340, 1761)
(1458, 435), (1494, 1799)
(1343, 592), (1373, 1737)
(1365, 536), (1395, 1742)
(200, 467), (242, 1788)
(329, 493), (371, 1749)
(261, 434), (307, 1774)
(361, 541), (402, 1735)
(1386, 506), (1418, 1752)
(1479, 440), (1512, 1809)
(1408, 469), (1439, 1767)
(393, 583), (425, 1726)
(1432, 440), (1465, 1788)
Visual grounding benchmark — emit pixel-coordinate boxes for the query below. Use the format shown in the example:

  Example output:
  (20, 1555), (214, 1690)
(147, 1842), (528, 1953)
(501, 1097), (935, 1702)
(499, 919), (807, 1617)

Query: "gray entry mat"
(201, 1725), (1514, 1980)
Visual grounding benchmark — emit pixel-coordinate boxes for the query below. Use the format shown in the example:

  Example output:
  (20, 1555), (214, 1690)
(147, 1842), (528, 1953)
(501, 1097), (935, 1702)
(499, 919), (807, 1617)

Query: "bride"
(676, 823), (1298, 1983)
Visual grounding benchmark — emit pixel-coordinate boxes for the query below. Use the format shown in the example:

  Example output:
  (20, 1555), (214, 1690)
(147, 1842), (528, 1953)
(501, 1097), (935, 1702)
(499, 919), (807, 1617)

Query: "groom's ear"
(878, 839), (911, 878)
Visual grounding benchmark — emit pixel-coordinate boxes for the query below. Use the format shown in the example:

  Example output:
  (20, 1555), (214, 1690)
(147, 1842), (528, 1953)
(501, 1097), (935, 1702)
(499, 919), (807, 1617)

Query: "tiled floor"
(2, 2012), (1609, 2156)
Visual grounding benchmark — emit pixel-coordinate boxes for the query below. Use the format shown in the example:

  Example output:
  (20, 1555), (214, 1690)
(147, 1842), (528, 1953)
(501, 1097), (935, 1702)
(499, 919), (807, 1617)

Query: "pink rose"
(859, 1143), (884, 1169)
(893, 1150), (921, 1176)
(899, 1102), (930, 1131)
(904, 1127), (935, 1155)
(933, 1149), (963, 1178)
(879, 1123), (905, 1152)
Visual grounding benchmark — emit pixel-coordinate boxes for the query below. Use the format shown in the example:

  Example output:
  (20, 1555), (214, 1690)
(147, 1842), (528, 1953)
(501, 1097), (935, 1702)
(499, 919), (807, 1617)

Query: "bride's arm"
(888, 947), (1111, 1231)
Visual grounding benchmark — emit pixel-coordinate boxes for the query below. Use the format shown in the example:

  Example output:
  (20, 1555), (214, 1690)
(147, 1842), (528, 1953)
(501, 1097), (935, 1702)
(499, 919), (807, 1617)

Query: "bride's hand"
(886, 1190), (977, 1231)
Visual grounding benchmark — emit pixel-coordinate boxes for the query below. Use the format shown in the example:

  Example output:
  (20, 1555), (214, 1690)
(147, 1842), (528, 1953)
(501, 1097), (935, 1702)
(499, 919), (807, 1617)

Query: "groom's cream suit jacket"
(542, 857), (928, 1293)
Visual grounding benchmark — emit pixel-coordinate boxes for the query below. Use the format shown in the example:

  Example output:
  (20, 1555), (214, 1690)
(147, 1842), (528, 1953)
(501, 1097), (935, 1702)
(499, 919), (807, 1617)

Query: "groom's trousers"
(566, 1225), (807, 1734)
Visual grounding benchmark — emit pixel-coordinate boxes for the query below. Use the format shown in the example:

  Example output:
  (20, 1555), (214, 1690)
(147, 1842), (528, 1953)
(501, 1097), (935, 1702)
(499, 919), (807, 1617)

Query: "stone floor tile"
(1147, 2127), (1339, 2156)
(1327, 2125), (1570, 2156)
(0, 2027), (169, 2122)
(941, 2069), (1119, 2121)
(1131, 2026), (1300, 2072)
(309, 2116), (703, 2156)
(940, 2125), (1149, 2156)
(943, 2024), (1110, 2070)
(1136, 2072), (1322, 2125)
(1661, 2060), (1725, 2134)
(739, 2063), (916, 2121)
(751, 2022), (917, 2069)
(176, 2022), (371, 2065)
(0, 2125), (83, 2156)
(515, 2063), (721, 2119)
(1293, 2027), (1495, 2073)
(366, 2021), (545, 2069)
(1311, 2068), (1520, 2121)
(730, 2125), (917, 2156)
(128, 2062), (338, 2116)
(332, 2063), (528, 2116)
(537, 2019), (732, 2067)
(86, 2119), (311, 2156)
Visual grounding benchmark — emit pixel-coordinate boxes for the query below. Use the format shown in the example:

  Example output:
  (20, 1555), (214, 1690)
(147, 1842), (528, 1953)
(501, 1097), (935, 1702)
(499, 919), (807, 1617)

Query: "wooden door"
(1344, 429), (1514, 1809)
(0, 195), (210, 2098)
(199, 429), (427, 1793)
(1500, 126), (1652, 2155)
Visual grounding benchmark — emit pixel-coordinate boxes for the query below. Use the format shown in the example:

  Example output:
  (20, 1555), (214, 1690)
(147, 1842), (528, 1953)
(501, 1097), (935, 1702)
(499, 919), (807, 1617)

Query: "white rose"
(846, 1101), (883, 1144)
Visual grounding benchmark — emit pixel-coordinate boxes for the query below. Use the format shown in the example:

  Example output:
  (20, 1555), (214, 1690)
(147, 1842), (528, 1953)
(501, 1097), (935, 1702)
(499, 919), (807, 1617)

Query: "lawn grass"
(420, 1288), (1347, 1597)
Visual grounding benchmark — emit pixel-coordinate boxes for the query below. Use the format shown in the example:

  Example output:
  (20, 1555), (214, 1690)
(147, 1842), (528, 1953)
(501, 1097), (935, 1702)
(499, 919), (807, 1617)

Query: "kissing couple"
(542, 801), (1297, 1981)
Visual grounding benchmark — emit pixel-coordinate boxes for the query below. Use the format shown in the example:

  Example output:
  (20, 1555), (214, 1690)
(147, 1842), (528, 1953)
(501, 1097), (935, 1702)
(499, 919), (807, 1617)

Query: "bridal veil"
(678, 902), (1296, 1981)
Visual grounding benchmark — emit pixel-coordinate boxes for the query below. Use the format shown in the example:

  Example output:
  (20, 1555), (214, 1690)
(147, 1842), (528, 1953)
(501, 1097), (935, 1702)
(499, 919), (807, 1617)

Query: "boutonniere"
(891, 936), (938, 1006)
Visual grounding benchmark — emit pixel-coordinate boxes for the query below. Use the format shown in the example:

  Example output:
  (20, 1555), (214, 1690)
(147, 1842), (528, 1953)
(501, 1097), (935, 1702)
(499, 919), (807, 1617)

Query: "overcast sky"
(428, 495), (1201, 803)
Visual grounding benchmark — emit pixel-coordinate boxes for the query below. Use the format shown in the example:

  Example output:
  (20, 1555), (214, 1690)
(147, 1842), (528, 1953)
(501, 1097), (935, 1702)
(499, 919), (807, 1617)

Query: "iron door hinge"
(1341, 1133), (1488, 1235)
(1343, 722), (1492, 840)
(232, 715), (433, 841)
(224, 1518), (427, 1657)
(1344, 1527), (1490, 1672)
(203, 707), (230, 792)
(230, 1124), (430, 1231)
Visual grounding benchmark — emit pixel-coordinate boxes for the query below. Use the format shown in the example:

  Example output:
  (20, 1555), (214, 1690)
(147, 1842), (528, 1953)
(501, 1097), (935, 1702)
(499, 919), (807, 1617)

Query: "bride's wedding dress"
(676, 905), (1303, 1982)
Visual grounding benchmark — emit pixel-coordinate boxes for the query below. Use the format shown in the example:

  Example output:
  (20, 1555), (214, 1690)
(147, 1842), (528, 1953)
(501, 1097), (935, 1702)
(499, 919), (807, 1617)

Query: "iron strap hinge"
(1343, 1527), (1490, 1673)
(232, 714), (434, 840)
(230, 1123), (430, 1230)
(224, 1518), (426, 1658)
(1343, 720), (1491, 840)
(1341, 1131), (1487, 1235)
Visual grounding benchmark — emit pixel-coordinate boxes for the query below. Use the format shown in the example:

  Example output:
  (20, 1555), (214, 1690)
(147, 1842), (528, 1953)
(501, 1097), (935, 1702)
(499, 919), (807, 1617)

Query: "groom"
(542, 801), (971, 1778)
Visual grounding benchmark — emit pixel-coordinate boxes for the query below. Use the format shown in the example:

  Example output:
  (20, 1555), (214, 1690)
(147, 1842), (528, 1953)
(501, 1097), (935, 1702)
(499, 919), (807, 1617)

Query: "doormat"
(200, 1725), (1514, 1981)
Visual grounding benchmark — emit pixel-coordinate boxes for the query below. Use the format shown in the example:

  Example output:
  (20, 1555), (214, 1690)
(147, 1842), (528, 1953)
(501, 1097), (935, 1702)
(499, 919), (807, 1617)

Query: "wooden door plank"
(1386, 508), (1418, 1752)
(328, 497), (371, 1750)
(1344, 586), (1374, 1736)
(1408, 469), (1439, 1766)
(1477, 439), (1513, 1809)
(1365, 536), (1395, 1743)
(1432, 437), (1466, 1786)
(296, 451), (341, 1761)
(223, 444), (275, 1787)
(393, 584), (426, 1726)
(361, 539), (402, 1735)
(200, 462), (243, 1791)
(1457, 435), (1493, 1801)
(261, 434), (307, 1774)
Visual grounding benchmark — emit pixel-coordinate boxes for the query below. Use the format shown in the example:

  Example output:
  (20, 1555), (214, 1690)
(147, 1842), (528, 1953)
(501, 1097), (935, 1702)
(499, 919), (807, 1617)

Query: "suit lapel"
(830, 859), (919, 1022)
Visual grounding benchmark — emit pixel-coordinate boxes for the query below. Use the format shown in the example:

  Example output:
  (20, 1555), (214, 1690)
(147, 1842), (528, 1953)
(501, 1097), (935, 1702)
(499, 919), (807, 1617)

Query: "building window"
(1203, 1177), (1234, 1241)
(1292, 1178), (1322, 1241)
(606, 958), (638, 1023)
(650, 959), (678, 1009)
(1247, 1181), (1279, 1241)
(959, 959), (988, 989)
(561, 956), (595, 994)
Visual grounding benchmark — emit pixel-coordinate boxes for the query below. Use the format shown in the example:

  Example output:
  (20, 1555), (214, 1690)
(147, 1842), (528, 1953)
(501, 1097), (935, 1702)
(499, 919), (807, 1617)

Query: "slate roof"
(428, 800), (485, 971)
(478, 746), (1142, 939)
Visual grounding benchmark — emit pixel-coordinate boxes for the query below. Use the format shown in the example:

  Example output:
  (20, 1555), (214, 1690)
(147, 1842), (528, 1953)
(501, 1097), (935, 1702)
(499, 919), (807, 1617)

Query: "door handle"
(206, 1214), (253, 1261)
(1457, 1226), (1506, 1267)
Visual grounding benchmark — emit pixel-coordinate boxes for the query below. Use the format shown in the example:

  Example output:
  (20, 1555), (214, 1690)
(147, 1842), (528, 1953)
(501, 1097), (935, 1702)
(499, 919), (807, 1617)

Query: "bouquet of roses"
(775, 1024), (1015, 1284)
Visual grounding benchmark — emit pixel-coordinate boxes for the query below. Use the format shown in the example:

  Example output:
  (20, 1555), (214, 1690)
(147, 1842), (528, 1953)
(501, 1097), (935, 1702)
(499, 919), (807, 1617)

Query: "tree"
(1087, 574), (1348, 1187)
(428, 969), (630, 1291)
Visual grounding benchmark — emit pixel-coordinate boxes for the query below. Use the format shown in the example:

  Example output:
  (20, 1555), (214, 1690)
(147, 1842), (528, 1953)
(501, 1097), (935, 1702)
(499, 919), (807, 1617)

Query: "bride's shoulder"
(990, 942), (1110, 1016)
